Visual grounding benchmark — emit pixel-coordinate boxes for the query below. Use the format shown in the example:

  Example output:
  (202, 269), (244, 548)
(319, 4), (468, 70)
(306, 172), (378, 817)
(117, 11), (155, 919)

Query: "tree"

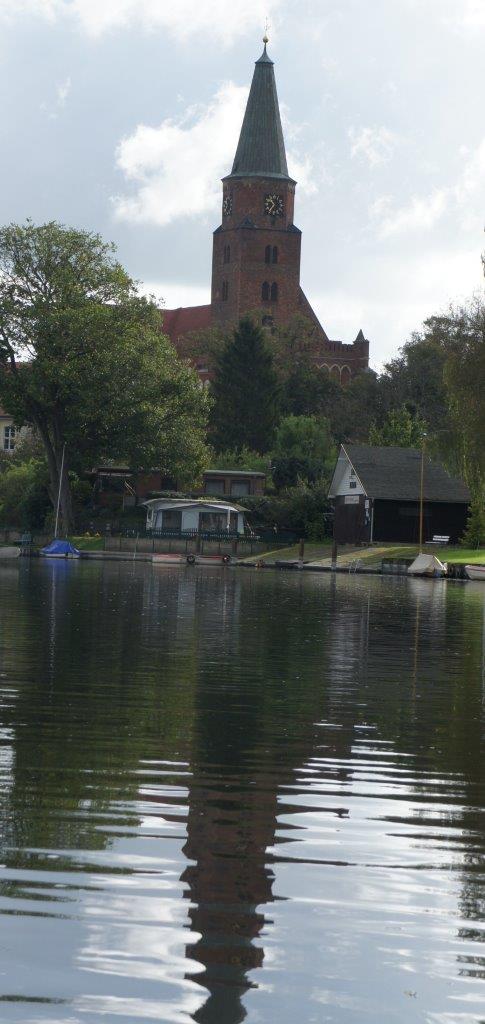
(461, 495), (485, 548)
(440, 298), (485, 489)
(271, 414), (336, 490)
(0, 221), (209, 531)
(369, 406), (426, 448)
(210, 316), (279, 453)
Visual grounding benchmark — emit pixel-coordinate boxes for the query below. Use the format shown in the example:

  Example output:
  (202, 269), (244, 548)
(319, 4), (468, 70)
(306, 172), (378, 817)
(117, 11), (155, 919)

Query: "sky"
(1, 0), (484, 368)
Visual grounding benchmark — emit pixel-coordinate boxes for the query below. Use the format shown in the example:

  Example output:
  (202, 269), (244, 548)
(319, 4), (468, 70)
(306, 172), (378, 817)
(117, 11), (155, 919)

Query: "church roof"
(228, 43), (293, 182)
(162, 304), (212, 342)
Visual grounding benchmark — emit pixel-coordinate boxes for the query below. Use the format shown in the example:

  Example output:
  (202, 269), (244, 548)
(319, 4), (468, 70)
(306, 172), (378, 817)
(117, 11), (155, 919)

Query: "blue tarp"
(40, 539), (81, 557)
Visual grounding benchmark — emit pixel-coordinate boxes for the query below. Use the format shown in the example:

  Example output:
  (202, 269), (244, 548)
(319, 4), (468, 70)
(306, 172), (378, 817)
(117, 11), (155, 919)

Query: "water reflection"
(0, 562), (483, 1023)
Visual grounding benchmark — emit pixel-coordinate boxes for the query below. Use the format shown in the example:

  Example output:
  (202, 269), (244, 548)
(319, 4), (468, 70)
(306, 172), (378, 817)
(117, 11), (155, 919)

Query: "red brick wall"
(211, 176), (301, 326)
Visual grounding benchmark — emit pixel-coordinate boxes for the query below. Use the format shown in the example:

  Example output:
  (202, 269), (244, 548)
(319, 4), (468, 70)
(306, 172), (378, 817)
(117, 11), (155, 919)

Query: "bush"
(243, 481), (332, 540)
(0, 459), (50, 529)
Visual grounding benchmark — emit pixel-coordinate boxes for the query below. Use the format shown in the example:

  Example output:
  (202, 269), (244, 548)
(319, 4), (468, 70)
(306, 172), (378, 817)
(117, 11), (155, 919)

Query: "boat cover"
(408, 553), (446, 576)
(40, 539), (81, 557)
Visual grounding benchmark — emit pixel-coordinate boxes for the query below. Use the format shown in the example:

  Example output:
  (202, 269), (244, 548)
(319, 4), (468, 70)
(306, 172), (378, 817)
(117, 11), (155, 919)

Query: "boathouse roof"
(331, 444), (471, 504)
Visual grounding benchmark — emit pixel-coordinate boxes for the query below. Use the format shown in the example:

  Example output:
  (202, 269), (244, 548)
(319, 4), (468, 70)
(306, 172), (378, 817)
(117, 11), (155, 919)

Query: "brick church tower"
(163, 40), (370, 384)
(211, 38), (301, 328)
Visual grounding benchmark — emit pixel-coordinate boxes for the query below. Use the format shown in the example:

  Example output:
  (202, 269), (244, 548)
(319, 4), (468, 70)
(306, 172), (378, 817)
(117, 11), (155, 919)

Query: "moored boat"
(465, 564), (485, 581)
(40, 539), (81, 559)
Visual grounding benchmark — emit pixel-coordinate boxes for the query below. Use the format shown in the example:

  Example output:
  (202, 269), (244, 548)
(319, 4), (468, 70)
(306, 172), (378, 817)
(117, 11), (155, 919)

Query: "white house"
(143, 498), (247, 535)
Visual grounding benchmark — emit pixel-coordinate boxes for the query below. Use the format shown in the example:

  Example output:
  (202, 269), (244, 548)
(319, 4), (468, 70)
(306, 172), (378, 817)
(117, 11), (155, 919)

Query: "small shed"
(143, 498), (247, 535)
(328, 444), (470, 544)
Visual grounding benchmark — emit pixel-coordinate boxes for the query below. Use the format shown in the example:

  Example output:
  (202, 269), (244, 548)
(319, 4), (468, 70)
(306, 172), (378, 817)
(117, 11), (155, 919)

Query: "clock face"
(223, 194), (233, 216)
(264, 193), (284, 217)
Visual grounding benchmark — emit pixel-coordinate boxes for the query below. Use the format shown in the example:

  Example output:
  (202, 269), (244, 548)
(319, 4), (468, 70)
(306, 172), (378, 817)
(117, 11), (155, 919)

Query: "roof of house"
(343, 444), (471, 503)
(162, 304), (212, 343)
(227, 43), (292, 182)
(205, 469), (266, 478)
(143, 498), (247, 513)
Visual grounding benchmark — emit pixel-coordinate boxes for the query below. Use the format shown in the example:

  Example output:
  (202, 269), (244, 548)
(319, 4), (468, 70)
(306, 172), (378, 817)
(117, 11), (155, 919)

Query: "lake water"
(0, 561), (484, 1024)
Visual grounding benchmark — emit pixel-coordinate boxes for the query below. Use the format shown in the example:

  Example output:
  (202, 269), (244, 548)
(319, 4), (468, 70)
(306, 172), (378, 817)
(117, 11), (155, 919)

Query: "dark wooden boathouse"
(328, 444), (470, 545)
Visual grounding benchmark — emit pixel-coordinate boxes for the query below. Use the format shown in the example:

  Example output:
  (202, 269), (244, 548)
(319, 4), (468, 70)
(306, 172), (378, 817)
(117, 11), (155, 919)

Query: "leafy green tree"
(369, 405), (426, 447)
(441, 298), (485, 489)
(461, 495), (485, 548)
(329, 370), (385, 443)
(271, 414), (336, 490)
(210, 316), (279, 453)
(0, 221), (209, 531)
(209, 447), (271, 476)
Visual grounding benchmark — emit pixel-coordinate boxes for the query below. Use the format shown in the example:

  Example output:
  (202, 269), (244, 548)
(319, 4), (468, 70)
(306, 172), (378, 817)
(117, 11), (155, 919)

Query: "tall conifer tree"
(210, 317), (279, 453)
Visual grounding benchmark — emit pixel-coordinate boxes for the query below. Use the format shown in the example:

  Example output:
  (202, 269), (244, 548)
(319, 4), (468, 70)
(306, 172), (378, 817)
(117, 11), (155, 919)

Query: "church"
(163, 38), (370, 384)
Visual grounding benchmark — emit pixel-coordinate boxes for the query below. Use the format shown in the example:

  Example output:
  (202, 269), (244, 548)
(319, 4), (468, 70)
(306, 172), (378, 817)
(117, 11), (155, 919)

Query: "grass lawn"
(357, 544), (485, 566)
(247, 541), (485, 566)
(70, 535), (105, 551)
(248, 541), (332, 563)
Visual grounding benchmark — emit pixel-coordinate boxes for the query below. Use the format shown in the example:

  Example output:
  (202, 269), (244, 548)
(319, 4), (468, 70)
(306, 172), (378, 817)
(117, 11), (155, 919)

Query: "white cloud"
(370, 136), (485, 239)
(56, 75), (71, 106)
(444, 0), (485, 31)
(140, 281), (210, 310)
(371, 188), (450, 238)
(113, 82), (248, 226)
(0, 0), (281, 43)
(113, 82), (315, 226)
(349, 126), (398, 167)
(40, 74), (72, 119)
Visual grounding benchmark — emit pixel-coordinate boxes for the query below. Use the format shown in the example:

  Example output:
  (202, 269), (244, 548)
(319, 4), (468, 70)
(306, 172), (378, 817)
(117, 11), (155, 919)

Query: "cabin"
(143, 498), (247, 535)
(328, 444), (470, 545)
(202, 469), (266, 498)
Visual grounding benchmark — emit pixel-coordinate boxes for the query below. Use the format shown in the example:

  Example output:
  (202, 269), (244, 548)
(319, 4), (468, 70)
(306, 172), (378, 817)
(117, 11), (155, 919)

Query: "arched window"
(223, 245), (230, 264)
(340, 366), (351, 387)
(272, 246), (278, 263)
(270, 282), (278, 302)
(330, 364), (340, 381)
(222, 280), (229, 301)
(264, 245), (271, 264)
(261, 281), (270, 301)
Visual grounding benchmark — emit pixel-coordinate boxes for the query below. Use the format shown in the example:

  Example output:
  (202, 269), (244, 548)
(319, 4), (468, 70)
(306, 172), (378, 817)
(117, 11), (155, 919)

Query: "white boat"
(407, 553), (447, 577)
(465, 564), (485, 581)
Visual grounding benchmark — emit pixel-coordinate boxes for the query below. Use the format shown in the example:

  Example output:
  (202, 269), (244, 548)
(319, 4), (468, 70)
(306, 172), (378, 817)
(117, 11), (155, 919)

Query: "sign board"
(344, 495), (360, 505)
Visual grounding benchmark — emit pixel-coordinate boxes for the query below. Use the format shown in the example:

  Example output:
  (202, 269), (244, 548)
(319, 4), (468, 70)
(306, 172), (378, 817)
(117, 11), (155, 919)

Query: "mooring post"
(331, 539), (338, 571)
(298, 537), (305, 568)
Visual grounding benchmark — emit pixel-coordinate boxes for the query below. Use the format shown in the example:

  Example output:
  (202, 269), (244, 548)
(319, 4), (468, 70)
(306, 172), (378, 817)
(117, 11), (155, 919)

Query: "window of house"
(204, 478), (225, 495)
(199, 511), (228, 532)
(261, 281), (270, 301)
(3, 425), (16, 451)
(162, 509), (182, 530)
(272, 246), (278, 263)
(264, 245), (271, 264)
(222, 280), (229, 301)
(349, 481), (357, 489)
(231, 480), (250, 496)
(270, 282), (278, 302)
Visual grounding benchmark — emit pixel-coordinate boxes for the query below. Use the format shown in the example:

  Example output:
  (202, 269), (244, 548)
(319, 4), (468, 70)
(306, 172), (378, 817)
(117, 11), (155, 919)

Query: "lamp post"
(418, 432), (427, 553)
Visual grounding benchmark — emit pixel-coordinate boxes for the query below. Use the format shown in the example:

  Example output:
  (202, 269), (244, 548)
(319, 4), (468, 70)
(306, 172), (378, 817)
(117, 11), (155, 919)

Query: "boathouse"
(143, 498), (247, 535)
(328, 444), (470, 545)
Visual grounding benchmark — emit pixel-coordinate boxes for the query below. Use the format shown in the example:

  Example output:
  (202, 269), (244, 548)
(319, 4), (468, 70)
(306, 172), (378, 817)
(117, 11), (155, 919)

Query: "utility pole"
(419, 433), (427, 552)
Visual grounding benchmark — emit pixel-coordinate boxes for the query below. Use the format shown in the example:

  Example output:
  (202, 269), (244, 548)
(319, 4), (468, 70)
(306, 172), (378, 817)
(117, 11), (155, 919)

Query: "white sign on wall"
(344, 495), (360, 505)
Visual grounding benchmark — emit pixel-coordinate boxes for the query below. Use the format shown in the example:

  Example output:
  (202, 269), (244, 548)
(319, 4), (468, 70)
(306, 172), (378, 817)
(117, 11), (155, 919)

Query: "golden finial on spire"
(263, 16), (269, 45)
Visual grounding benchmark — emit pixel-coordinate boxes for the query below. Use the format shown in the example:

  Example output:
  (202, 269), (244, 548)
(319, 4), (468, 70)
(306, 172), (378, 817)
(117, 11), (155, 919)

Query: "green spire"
(229, 41), (292, 181)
